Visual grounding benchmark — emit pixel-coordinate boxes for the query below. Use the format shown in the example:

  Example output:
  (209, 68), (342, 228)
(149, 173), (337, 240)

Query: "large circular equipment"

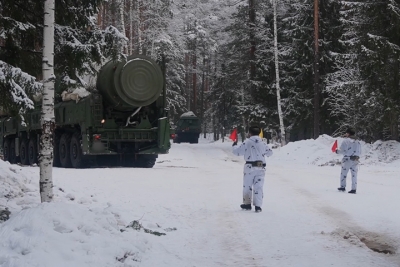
(97, 55), (163, 110)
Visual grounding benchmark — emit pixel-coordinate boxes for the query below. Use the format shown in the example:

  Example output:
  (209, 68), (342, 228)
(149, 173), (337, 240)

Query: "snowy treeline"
(1, 0), (399, 142)
(189, 0), (400, 142)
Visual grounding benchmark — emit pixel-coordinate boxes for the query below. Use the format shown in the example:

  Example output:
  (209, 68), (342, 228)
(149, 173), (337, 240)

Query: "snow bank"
(0, 202), (147, 267)
(0, 160), (37, 216)
(270, 134), (400, 167)
(206, 134), (400, 167)
(0, 160), (169, 267)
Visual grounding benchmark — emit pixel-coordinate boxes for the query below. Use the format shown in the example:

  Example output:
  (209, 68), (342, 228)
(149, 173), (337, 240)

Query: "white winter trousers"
(340, 157), (359, 190)
(243, 164), (265, 207)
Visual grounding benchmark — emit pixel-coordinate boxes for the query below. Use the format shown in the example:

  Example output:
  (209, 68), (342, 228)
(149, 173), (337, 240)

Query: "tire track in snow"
(184, 143), (263, 266)
(212, 204), (263, 266)
(267, 166), (400, 266)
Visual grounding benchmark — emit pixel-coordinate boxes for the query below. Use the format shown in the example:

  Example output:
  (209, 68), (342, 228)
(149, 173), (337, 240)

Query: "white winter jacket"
(338, 136), (361, 157)
(232, 136), (273, 164)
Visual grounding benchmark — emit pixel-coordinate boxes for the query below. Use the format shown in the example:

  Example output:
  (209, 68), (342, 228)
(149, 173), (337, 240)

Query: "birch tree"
(39, 0), (55, 203)
(117, 0), (127, 53)
(272, 0), (286, 145)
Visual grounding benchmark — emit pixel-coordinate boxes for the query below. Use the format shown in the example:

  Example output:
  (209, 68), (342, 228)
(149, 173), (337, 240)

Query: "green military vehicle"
(173, 111), (201, 144)
(0, 55), (172, 168)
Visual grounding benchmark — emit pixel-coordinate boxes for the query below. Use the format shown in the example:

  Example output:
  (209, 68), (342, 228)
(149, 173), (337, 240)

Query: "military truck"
(0, 54), (172, 168)
(173, 111), (201, 144)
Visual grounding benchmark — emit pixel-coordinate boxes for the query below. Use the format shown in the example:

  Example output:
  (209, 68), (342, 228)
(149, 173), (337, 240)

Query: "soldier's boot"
(337, 187), (345, 192)
(255, 206), (262, 213)
(240, 204), (251, 210)
(348, 190), (356, 194)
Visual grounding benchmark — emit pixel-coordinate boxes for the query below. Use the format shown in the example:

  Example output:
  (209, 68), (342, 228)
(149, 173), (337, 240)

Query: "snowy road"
(2, 138), (400, 267)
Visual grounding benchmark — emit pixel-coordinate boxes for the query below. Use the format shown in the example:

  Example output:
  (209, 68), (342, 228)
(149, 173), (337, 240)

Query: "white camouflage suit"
(232, 136), (273, 207)
(337, 136), (361, 190)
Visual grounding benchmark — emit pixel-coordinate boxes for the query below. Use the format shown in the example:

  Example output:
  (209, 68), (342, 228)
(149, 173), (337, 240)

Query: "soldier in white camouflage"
(232, 125), (273, 212)
(336, 128), (361, 194)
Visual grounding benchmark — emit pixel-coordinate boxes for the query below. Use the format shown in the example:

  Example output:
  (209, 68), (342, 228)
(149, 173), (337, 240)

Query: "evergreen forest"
(1, 0), (399, 143)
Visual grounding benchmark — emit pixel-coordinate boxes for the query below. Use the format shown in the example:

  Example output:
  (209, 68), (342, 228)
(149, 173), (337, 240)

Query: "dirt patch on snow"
(327, 228), (397, 255)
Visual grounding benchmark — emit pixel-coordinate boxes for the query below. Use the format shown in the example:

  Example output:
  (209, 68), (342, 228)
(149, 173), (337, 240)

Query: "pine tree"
(358, 0), (400, 140)
(0, 0), (125, 114)
(280, 0), (315, 140)
(327, 0), (400, 141)
(325, 1), (367, 137)
(319, 0), (344, 134)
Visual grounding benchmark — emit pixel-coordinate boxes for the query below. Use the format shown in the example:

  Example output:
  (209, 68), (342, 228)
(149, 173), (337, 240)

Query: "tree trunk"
(185, 53), (190, 110)
(40, 0), (55, 203)
(137, 0), (142, 54)
(98, 4), (103, 29)
(203, 55), (210, 138)
(249, 0), (256, 96)
(118, 0), (127, 53)
(313, 0), (320, 139)
(272, 0), (286, 146)
(201, 55), (205, 137)
(129, 0), (133, 54)
(213, 52), (217, 141)
(192, 46), (197, 112)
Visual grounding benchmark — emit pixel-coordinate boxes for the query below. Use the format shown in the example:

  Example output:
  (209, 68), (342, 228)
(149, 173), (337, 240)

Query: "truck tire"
(9, 139), (17, 164)
(70, 132), (84, 168)
(3, 139), (10, 162)
(19, 139), (29, 165)
(135, 155), (157, 168)
(59, 133), (72, 168)
(28, 138), (38, 165)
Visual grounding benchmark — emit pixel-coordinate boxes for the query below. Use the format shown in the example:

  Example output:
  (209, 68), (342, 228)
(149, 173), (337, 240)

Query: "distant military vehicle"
(0, 55), (172, 168)
(173, 111), (201, 144)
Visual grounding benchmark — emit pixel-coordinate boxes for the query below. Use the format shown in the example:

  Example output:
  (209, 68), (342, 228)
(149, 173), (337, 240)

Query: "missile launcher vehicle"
(0, 55), (172, 168)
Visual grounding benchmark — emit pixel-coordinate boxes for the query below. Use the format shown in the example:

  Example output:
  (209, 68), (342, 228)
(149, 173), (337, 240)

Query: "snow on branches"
(0, 60), (42, 114)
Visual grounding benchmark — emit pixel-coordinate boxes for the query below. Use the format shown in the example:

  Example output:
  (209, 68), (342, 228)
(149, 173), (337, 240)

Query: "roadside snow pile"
(272, 135), (400, 167)
(362, 140), (400, 164)
(0, 160), (170, 267)
(0, 160), (37, 217)
(0, 202), (148, 267)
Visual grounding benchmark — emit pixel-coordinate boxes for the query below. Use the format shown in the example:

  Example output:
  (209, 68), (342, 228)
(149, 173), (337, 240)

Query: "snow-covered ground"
(1, 135), (399, 267)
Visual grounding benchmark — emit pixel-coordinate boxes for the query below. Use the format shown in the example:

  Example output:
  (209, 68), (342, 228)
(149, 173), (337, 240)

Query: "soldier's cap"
(249, 125), (261, 136)
(346, 128), (355, 136)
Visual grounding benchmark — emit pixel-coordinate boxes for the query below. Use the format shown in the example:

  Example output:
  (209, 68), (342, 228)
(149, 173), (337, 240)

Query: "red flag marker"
(331, 140), (338, 153)
(229, 128), (238, 141)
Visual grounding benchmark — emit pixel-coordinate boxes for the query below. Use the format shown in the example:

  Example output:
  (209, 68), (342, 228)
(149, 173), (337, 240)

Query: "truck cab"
(173, 111), (201, 144)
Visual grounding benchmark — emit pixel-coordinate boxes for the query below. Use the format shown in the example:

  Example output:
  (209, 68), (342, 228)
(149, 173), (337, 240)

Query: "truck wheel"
(70, 132), (84, 168)
(19, 139), (29, 165)
(53, 133), (61, 167)
(135, 155), (157, 168)
(3, 139), (10, 162)
(28, 138), (38, 165)
(59, 133), (72, 168)
(9, 139), (17, 164)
